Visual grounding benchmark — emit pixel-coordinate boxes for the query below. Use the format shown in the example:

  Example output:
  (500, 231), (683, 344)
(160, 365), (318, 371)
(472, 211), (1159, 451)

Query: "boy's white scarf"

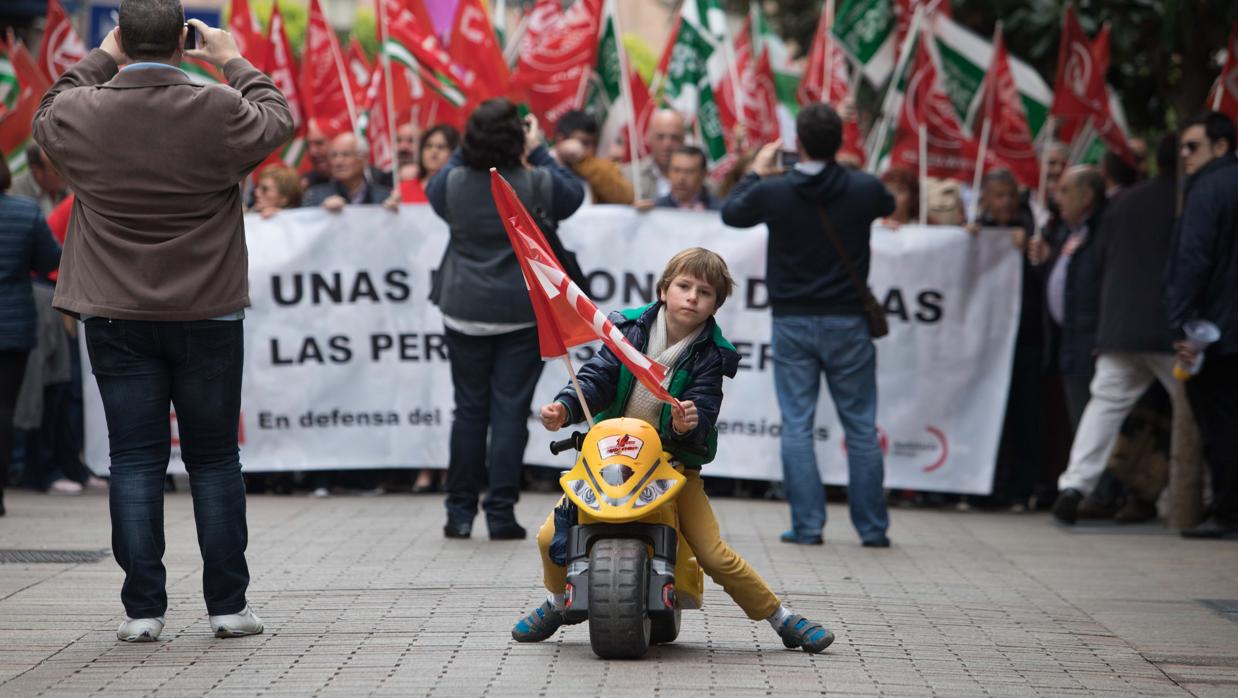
(623, 306), (701, 430)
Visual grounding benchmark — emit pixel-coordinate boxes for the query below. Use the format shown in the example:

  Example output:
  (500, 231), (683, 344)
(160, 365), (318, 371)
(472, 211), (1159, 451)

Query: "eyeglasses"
(1180, 140), (1204, 154)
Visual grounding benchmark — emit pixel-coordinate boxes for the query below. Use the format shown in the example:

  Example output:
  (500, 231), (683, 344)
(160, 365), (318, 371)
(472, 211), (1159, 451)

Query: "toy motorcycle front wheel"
(587, 538), (651, 659)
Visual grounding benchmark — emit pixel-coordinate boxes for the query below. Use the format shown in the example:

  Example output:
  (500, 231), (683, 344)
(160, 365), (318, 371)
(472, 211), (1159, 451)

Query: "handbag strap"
(796, 187), (871, 300)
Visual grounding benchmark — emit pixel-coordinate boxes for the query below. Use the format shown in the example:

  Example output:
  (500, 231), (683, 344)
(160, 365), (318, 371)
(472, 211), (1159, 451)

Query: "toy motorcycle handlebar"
(549, 431), (586, 455)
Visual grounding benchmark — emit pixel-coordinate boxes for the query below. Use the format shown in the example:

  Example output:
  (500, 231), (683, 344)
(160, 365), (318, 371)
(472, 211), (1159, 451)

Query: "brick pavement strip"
(1, 490), (1237, 696)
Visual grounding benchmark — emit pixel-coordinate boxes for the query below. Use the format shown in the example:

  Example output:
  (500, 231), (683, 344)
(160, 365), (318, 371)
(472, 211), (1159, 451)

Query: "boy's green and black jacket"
(554, 301), (740, 469)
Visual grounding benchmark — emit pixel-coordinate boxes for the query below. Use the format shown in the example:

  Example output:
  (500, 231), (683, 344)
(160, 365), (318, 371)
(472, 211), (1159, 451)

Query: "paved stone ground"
(1, 488), (1237, 697)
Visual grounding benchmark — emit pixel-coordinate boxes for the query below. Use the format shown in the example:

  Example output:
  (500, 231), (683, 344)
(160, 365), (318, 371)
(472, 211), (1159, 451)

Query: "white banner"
(84, 206), (1020, 494)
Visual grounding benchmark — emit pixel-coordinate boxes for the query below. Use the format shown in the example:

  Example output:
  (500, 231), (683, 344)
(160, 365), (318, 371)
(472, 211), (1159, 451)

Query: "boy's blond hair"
(656, 247), (735, 309)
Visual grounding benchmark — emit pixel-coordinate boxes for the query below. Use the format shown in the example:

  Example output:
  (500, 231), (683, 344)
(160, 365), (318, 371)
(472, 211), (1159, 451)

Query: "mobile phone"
(184, 23), (199, 50)
(779, 150), (799, 169)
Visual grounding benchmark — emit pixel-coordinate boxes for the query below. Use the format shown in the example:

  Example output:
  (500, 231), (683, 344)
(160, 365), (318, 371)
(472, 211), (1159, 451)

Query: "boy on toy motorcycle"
(512, 247), (835, 654)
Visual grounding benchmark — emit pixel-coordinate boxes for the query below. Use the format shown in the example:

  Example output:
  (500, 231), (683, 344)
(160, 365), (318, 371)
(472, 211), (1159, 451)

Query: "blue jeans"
(771, 314), (888, 542)
(85, 318), (249, 618)
(443, 326), (544, 529)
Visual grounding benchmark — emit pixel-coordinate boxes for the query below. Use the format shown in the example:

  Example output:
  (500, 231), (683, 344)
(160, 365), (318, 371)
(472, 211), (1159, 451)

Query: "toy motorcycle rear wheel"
(588, 538), (651, 659)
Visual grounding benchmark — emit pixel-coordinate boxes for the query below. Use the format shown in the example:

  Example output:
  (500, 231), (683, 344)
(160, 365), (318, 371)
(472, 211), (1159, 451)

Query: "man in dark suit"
(33, 0), (292, 642)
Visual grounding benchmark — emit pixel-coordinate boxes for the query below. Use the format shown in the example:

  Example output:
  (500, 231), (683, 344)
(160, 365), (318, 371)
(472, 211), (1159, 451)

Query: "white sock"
(766, 604), (793, 631)
(548, 592), (565, 611)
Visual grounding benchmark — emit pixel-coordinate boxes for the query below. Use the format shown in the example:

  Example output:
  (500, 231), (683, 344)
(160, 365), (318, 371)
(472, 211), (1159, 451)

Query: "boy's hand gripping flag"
(490, 169), (678, 408)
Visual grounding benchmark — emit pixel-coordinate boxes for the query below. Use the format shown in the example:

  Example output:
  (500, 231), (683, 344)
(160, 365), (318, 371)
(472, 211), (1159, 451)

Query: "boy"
(511, 248), (835, 654)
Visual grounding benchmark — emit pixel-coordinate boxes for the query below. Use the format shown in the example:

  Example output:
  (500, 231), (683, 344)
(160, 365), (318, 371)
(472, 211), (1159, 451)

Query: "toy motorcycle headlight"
(567, 479), (601, 510)
(632, 478), (676, 509)
(600, 464), (636, 486)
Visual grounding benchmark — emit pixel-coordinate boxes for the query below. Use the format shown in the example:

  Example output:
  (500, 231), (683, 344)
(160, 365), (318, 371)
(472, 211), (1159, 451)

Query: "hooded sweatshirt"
(721, 163), (895, 316)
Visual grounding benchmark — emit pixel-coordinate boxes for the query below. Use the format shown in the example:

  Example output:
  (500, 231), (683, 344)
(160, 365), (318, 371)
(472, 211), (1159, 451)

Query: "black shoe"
(489, 522), (527, 540)
(861, 536), (891, 548)
(1181, 517), (1238, 539)
(443, 521), (472, 539)
(1052, 488), (1084, 525)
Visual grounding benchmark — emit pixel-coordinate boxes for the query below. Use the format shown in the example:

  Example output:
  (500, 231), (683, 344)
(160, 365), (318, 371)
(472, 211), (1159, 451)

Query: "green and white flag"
(0, 56), (17, 113)
(662, 0), (730, 163)
(585, 0), (628, 151)
(934, 15), (1052, 137)
(831, 0), (897, 86)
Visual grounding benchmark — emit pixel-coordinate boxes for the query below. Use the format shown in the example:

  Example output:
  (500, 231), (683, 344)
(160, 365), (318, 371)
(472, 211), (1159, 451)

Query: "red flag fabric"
(0, 85), (38, 166)
(1209, 22), (1238, 120)
(511, 0), (603, 132)
(797, 6), (864, 165)
(257, 3), (308, 174)
(9, 39), (51, 96)
(617, 65), (653, 162)
(490, 170), (676, 404)
(1050, 11), (1134, 165)
(381, 0), (475, 110)
(717, 18), (780, 149)
(889, 35), (987, 181)
(227, 0), (269, 70)
(301, 0), (356, 139)
(348, 38), (373, 107)
(37, 0), (85, 81)
(972, 26), (1038, 188)
(894, 0), (950, 60)
(361, 63), (397, 172)
(449, 0), (509, 102)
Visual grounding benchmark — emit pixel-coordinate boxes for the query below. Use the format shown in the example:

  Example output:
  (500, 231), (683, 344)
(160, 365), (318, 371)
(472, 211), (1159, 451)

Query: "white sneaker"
(210, 605), (264, 638)
(311, 487), (330, 498)
(48, 479), (84, 495)
(117, 616), (165, 642)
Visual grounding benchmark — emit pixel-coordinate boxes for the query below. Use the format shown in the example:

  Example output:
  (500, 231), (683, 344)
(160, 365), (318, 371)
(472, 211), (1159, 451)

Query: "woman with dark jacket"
(426, 98), (584, 540)
(0, 158), (62, 515)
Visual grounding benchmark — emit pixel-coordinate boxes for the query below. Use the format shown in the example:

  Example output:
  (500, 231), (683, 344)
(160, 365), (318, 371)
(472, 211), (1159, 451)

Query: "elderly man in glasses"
(1167, 111), (1238, 539)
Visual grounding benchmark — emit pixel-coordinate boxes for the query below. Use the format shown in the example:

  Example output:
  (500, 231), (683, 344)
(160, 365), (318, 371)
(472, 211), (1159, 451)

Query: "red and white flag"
(510, 0), (603, 133)
(9, 38), (50, 96)
(449, 0), (509, 102)
(616, 66), (653, 162)
(717, 17), (780, 148)
(347, 37), (372, 107)
(38, 0), (86, 81)
(889, 34), (988, 181)
(257, 2), (308, 173)
(1207, 22), (1238, 122)
(227, 0), (269, 70)
(301, 0), (356, 139)
(1050, 7), (1134, 164)
(972, 25), (1038, 188)
(491, 170), (676, 405)
(798, 3), (864, 165)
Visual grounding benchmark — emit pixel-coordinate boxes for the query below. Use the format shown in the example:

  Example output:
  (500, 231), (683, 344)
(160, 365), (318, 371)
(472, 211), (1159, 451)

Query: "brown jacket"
(33, 49), (293, 320)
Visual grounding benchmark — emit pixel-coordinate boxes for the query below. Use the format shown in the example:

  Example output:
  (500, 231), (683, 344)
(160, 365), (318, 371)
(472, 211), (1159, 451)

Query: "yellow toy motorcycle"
(548, 416), (706, 660)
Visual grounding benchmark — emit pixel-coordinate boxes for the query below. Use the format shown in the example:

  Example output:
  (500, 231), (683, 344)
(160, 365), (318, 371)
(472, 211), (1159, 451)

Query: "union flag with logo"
(38, 0), (85, 81)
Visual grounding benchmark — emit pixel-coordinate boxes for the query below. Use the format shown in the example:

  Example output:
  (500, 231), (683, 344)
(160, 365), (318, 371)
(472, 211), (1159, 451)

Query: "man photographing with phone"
(33, 0), (293, 643)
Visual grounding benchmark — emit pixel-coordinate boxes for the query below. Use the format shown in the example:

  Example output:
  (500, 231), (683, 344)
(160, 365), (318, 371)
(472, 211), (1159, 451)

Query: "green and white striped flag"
(662, 0), (731, 164)
(934, 15), (1051, 137)
(831, 0), (897, 86)
(0, 56), (17, 114)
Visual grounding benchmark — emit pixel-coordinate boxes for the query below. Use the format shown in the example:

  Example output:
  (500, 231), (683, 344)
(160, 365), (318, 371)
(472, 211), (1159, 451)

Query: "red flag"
(511, 0), (603, 132)
(381, 0), (475, 110)
(257, 3), (308, 174)
(717, 18), (780, 148)
(449, 0), (509, 102)
(361, 63), (398, 172)
(0, 86), (38, 168)
(1050, 10), (1134, 164)
(227, 0), (269, 70)
(301, 0), (356, 139)
(797, 6), (864, 165)
(894, 0), (950, 61)
(9, 39), (51, 96)
(972, 26), (1038, 188)
(491, 170), (676, 404)
(889, 35), (988, 181)
(1209, 22), (1238, 121)
(347, 37), (372, 107)
(37, 0), (85, 81)
(617, 66), (653, 162)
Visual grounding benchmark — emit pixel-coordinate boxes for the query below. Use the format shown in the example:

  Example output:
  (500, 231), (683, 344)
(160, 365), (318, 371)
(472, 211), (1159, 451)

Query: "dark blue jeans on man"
(85, 318), (250, 619)
(443, 326), (544, 532)
(771, 314), (889, 544)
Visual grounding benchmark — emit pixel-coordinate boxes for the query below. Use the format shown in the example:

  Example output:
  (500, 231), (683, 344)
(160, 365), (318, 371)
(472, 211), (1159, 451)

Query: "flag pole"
(379, 1), (401, 197)
(918, 122), (928, 226)
(562, 355), (595, 427)
(1214, 79), (1224, 111)
(822, 0), (835, 101)
(1034, 115), (1056, 237)
(864, 4), (928, 173)
(968, 116), (990, 225)
(610, 2), (644, 199)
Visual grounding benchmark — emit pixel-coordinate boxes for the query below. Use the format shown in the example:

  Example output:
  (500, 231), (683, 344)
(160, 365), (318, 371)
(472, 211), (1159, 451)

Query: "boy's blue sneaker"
(777, 614), (836, 654)
(780, 530), (824, 545)
(512, 601), (565, 643)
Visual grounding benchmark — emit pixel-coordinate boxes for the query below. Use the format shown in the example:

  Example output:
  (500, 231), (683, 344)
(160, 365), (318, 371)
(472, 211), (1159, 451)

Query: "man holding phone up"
(33, 0), (292, 642)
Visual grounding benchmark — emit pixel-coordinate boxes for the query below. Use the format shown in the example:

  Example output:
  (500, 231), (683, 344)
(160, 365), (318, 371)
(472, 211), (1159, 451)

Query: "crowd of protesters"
(2, 44), (1236, 542)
